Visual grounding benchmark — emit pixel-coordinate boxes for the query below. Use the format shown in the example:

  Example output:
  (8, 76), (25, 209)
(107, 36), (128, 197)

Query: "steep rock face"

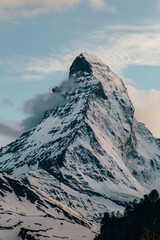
(0, 53), (160, 223)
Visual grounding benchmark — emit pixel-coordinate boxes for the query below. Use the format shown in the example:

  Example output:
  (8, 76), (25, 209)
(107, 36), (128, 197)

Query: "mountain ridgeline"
(0, 53), (160, 239)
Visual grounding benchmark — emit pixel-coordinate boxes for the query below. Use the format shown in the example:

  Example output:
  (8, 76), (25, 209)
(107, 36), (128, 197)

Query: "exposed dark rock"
(69, 53), (93, 77)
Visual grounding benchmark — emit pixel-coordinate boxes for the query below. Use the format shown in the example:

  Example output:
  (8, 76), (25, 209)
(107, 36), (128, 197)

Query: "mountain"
(0, 52), (160, 227)
(0, 172), (97, 240)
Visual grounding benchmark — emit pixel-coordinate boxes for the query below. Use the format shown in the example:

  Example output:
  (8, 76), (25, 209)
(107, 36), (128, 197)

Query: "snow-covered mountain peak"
(0, 53), (160, 225)
(69, 52), (109, 78)
(69, 53), (129, 103)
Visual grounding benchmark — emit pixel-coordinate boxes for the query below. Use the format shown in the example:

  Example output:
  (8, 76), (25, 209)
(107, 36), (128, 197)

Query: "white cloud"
(0, 7), (49, 20)
(25, 54), (73, 74)
(0, 0), (81, 20)
(0, 0), (115, 20)
(0, 50), (83, 82)
(0, 135), (14, 148)
(0, 0), (81, 9)
(91, 31), (160, 74)
(1, 20), (160, 83)
(127, 85), (160, 138)
(1, 28), (160, 82)
(28, 31), (160, 78)
(105, 24), (160, 31)
(89, 0), (116, 12)
(0, 120), (21, 147)
(0, 0), (80, 20)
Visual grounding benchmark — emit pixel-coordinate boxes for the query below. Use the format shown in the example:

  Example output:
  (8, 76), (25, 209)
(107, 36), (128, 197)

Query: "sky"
(0, 0), (160, 147)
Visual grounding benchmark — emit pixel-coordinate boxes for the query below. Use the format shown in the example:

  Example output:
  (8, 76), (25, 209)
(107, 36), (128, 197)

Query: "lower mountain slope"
(0, 172), (97, 240)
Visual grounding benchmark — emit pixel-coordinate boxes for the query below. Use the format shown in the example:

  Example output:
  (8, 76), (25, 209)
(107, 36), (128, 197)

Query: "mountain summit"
(0, 53), (160, 225)
(69, 52), (108, 77)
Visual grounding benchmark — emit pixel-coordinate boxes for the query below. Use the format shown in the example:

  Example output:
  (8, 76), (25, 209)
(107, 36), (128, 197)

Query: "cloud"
(21, 92), (64, 131)
(0, 0), (80, 8)
(0, 77), (76, 147)
(0, 135), (15, 148)
(2, 27), (160, 82)
(91, 31), (160, 74)
(89, 0), (116, 12)
(25, 54), (74, 74)
(127, 85), (160, 138)
(0, 0), (81, 20)
(105, 24), (160, 32)
(0, 120), (22, 147)
(21, 78), (77, 131)
(0, 121), (21, 138)
(1, 21), (160, 83)
(0, 52), (77, 82)
(23, 25), (160, 78)
(0, 0), (115, 20)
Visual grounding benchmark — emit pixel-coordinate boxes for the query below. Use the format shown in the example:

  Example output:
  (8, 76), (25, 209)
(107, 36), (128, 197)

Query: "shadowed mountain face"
(0, 53), (160, 224)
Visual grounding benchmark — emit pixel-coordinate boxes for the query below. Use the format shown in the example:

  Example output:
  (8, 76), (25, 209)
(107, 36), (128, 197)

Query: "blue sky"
(0, 0), (160, 146)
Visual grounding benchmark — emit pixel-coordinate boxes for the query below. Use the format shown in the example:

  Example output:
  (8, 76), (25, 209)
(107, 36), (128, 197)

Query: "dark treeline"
(95, 189), (160, 240)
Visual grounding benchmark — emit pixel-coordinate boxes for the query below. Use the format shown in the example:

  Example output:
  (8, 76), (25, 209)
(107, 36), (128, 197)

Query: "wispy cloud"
(0, 121), (21, 138)
(0, 52), (79, 82)
(89, 0), (116, 13)
(127, 85), (160, 138)
(21, 92), (64, 131)
(0, 120), (22, 147)
(0, 135), (16, 148)
(92, 31), (160, 74)
(0, 0), (115, 20)
(1, 19), (160, 83)
(25, 54), (74, 74)
(0, 0), (81, 20)
(0, 77), (77, 147)
(1, 27), (160, 81)
(105, 24), (160, 32)
(21, 77), (77, 131)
